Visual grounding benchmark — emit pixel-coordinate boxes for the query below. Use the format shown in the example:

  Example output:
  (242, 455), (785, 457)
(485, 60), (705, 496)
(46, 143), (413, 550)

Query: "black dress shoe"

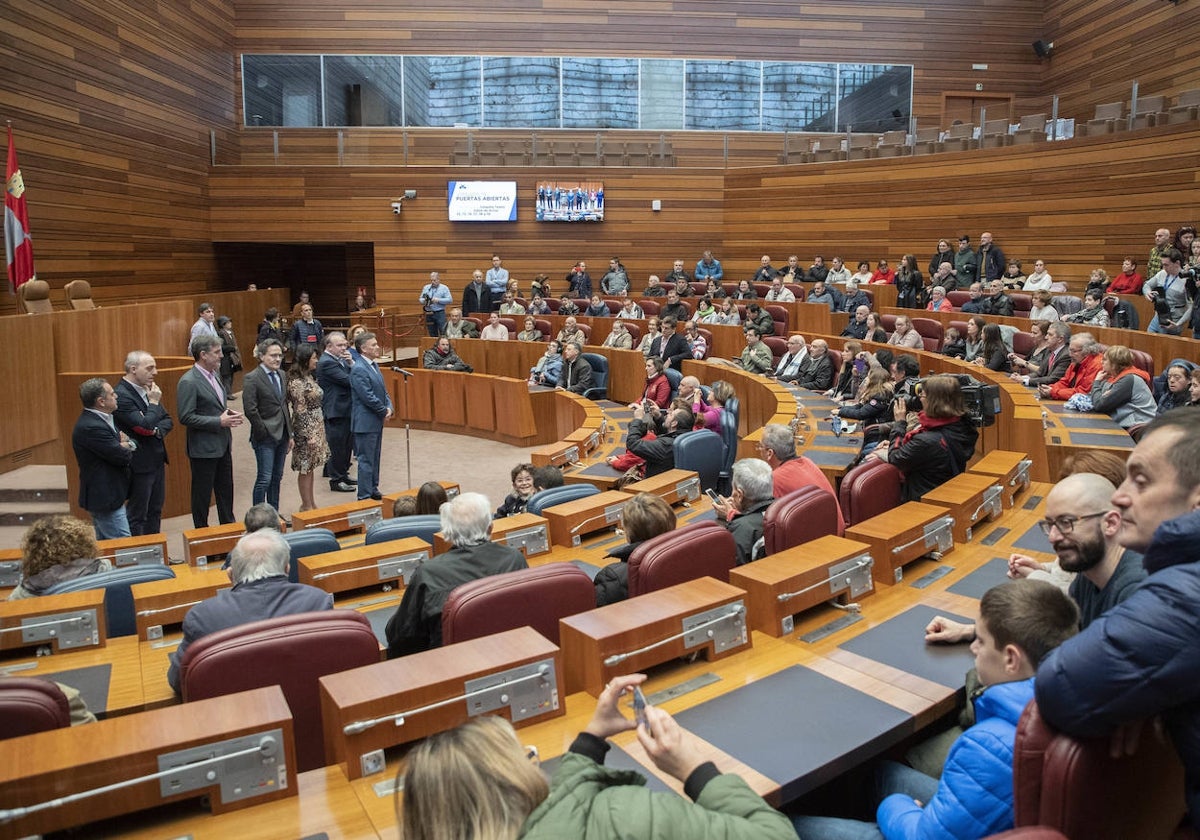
(331, 481), (356, 492)
(345, 477), (358, 485)
(370, 492), (382, 501)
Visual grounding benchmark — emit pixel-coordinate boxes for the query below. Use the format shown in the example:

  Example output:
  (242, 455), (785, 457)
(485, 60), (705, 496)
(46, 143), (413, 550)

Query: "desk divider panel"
(968, 449), (1031, 509)
(291, 499), (383, 535)
(298, 537), (431, 596)
(845, 501), (955, 585)
(541, 490), (636, 547)
(0, 588), (107, 654)
(919, 473), (1003, 544)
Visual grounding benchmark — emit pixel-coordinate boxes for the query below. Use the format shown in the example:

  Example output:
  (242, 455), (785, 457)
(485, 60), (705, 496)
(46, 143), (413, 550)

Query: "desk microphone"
(391, 367), (414, 378)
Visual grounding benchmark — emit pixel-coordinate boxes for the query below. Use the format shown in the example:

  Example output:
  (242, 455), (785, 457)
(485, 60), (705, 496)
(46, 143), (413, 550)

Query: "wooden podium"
(845, 501), (954, 585)
(559, 577), (751, 696)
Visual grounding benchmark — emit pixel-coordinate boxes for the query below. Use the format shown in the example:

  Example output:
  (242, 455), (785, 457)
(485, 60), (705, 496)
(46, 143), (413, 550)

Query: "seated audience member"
(963, 316), (986, 363)
(1028, 289), (1059, 321)
(795, 339), (836, 391)
(1191, 369), (1200, 406)
(684, 320), (707, 359)
(864, 311), (889, 343)
(495, 462), (536, 518)
(733, 279), (757, 300)
(771, 334), (808, 381)
(167, 530), (332, 691)
(531, 465), (564, 493)
(850, 260), (874, 285)
(777, 255), (804, 284)
(385, 492), (527, 658)
(442, 308), (478, 339)
(528, 339), (563, 387)
(557, 342), (594, 394)
(681, 376), (722, 432)
(593, 493), (678, 607)
(1022, 259), (1053, 291)
(929, 261), (957, 293)
(941, 326), (966, 359)
(517, 316), (543, 342)
(832, 367), (894, 441)
(756, 423), (844, 532)
(765, 276), (795, 302)
(642, 357), (671, 409)
(1159, 364), (1194, 414)
(243, 502), (283, 532)
(556, 316), (586, 347)
(975, 323), (1012, 373)
(414, 481), (448, 516)
(400, 677), (796, 840)
(423, 336), (472, 372)
(480, 312), (509, 341)
(743, 303), (773, 336)
(660, 289), (690, 322)
(498, 293), (526, 316)
(1085, 268), (1109, 298)
(840, 281), (871, 314)
(693, 296), (716, 321)
(1020, 321), (1073, 387)
(926, 285), (953, 312)
(796, 581), (1078, 840)
(527, 293), (551, 315)
(872, 374), (979, 502)
(841, 304), (871, 340)
(7, 516), (108, 600)
(392, 495), (418, 518)
(1007, 320), (1052, 381)
(710, 458), (775, 566)
(585, 294), (610, 318)
(827, 340), (866, 401)
(959, 282), (987, 314)
(642, 274), (666, 297)
(673, 277), (692, 298)
(751, 255), (777, 283)
(711, 297), (741, 325)
(506, 278), (521, 300)
(1063, 289), (1110, 328)
(826, 256), (852, 285)
(737, 328), (773, 375)
(1038, 332), (1103, 401)
(602, 320), (634, 350)
(705, 278), (727, 299)
(1107, 257), (1144, 295)
(807, 279), (842, 311)
(1002, 259), (1027, 290)
(870, 259), (895, 285)
(1088, 345), (1157, 430)
(982, 279), (1014, 317)
(557, 294), (580, 316)
(616, 291), (644, 320)
(637, 317), (661, 356)
(806, 255), (830, 284)
(626, 403), (694, 477)
(665, 259), (692, 288)
(887, 315), (924, 349)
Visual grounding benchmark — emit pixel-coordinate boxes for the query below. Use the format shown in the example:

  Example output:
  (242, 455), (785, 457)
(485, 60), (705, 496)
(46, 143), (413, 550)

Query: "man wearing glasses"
(926, 472), (1144, 642)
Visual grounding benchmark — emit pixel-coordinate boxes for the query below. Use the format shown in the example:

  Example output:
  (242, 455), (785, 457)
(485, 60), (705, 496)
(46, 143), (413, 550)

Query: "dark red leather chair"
(880, 313), (898, 332)
(762, 486), (843, 555)
(498, 316), (518, 339)
(534, 318), (553, 339)
(697, 327), (714, 359)
(1009, 293), (1033, 318)
(623, 322), (642, 346)
(1011, 329), (1038, 359)
(1012, 700), (1186, 839)
(441, 563), (595, 646)
(0, 678), (72, 740)
(911, 317), (945, 353)
(766, 304), (789, 336)
(785, 284), (806, 302)
(947, 291), (972, 311)
(1130, 348), (1155, 379)
(639, 299), (661, 317)
(575, 322), (593, 343)
(762, 336), (788, 365)
(628, 520), (735, 596)
(839, 458), (904, 527)
(178, 610), (381, 772)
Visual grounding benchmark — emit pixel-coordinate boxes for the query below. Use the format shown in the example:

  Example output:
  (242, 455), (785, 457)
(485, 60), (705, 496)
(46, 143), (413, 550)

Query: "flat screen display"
(536, 180), (603, 222)
(447, 180), (518, 221)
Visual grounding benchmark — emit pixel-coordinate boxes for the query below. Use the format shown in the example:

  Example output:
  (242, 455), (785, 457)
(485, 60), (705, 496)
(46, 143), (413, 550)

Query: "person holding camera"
(419, 271), (453, 337)
(870, 374), (979, 502)
(1144, 247), (1192, 335)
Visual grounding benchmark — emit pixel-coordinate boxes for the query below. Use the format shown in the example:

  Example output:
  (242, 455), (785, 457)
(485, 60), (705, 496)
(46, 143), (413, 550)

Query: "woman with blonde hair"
(637, 316), (661, 357)
(399, 675), (795, 840)
(1088, 345), (1156, 430)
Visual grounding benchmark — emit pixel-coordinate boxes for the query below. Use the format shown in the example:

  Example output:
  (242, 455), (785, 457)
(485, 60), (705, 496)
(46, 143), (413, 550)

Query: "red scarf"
(898, 412), (959, 448)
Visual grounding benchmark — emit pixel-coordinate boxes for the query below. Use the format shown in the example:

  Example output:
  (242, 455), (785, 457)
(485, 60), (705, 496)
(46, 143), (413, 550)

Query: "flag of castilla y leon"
(5, 125), (36, 293)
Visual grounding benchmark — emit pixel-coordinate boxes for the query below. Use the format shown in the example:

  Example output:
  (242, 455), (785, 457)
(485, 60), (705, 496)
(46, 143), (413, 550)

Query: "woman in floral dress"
(287, 344), (330, 513)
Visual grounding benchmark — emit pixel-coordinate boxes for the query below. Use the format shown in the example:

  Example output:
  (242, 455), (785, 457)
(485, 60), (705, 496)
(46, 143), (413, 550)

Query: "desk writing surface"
(1, 635), (144, 717)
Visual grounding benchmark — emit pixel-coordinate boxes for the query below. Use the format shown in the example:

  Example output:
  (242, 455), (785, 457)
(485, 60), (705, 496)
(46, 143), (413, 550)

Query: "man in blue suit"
(315, 331), (355, 493)
(350, 331), (393, 500)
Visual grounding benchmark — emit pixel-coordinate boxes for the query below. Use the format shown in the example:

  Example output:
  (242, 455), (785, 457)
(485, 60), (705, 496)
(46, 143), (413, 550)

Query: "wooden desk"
(845, 501), (955, 585)
(292, 499), (385, 536)
(131, 565), (231, 641)
(969, 449), (1032, 509)
(0, 634), (145, 718)
(919, 472), (1004, 544)
(299, 538), (431, 596)
(96, 533), (170, 567)
(182, 522), (245, 567)
(540, 489), (636, 547)
(0, 589), (107, 655)
(625, 469), (702, 507)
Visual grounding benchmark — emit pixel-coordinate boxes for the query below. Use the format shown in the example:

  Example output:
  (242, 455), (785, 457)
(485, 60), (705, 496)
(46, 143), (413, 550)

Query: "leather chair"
(16, 279), (53, 314)
(947, 291), (972, 311)
(534, 318), (553, 339)
(839, 458), (904, 527)
(623, 322), (642, 346)
(282, 528), (339, 584)
(1009, 293), (1033, 318)
(762, 336), (788, 366)
(1012, 700), (1186, 839)
(1011, 330), (1038, 359)
(765, 304), (788, 337)
(785, 284), (806, 302)
(526, 483), (599, 515)
(639, 299), (660, 317)
(365, 515), (442, 546)
(574, 317), (593, 342)
(1167, 89), (1200, 124)
(64, 280), (97, 310)
(628, 520), (735, 596)
(441, 563), (595, 646)
(1085, 101), (1123, 135)
(0, 678), (72, 740)
(1012, 113), (1048, 145)
(673, 429), (724, 493)
(762, 486), (842, 556)
(911, 317), (945, 353)
(45, 564), (176, 638)
(581, 352), (608, 400)
(178, 610), (381, 773)
(716, 408), (739, 496)
(664, 367), (682, 401)
(880, 313), (898, 333)
(1129, 348), (1155, 379)
(696, 328), (714, 359)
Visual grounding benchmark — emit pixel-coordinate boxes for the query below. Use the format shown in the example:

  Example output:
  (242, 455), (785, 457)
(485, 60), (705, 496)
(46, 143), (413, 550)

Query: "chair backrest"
(880, 313), (898, 332)
(786, 284), (806, 302)
(1018, 113), (1047, 131)
(0, 678), (71, 740)
(717, 407), (739, 493)
(580, 352), (608, 397)
(44, 564), (176, 637)
(672, 430), (724, 493)
(534, 318), (553, 337)
(664, 367), (682, 401)
(762, 336), (788, 364)
(639, 299), (660, 316)
(1011, 330), (1037, 359)
(839, 459), (904, 527)
(1012, 700), (1186, 839)
(526, 483), (599, 515)
(623, 322), (642, 345)
(765, 304), (788, 336)
(179, 610), (380, 773)
(763, 486), (843, 555)
(64, 280), (97, 310)
(983, 118), (1010, 136)
(441, 563), (595, 646)
(1009, 293), (1033, 317)
(16, 279), (53, 314)
(1134, 94), (1166, 115)
(911, 317), (945, 352)
(545, 298), (561, 312)
(282, 528), (340, 583)
(575, 322), (593, 342)
(1092, 101), (1123, 120)
(697, 328), (714, 359)
(1129, 348), (1155, 379)
(365, 515), (442, 546)
(947, 290), (972, 310)
(628, 520), (736, 596)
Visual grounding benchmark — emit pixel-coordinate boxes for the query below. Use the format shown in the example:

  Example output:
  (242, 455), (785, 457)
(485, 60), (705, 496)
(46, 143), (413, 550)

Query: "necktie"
(270, 371), (281, 395)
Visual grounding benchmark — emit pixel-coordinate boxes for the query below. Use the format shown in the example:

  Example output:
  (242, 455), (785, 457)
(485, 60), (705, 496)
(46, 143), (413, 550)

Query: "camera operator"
(869, 374), (978, 502)
(1144, 247), (1192, 336)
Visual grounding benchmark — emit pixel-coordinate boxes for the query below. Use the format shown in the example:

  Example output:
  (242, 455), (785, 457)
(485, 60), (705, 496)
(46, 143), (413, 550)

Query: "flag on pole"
(5, 126), (36, 293)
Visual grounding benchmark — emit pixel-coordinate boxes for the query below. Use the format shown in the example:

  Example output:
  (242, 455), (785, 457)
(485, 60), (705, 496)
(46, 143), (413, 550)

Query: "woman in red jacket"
(642, 357), (671, 409)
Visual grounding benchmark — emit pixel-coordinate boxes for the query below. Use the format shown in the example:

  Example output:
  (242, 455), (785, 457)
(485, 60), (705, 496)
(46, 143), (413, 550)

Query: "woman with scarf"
(1089, 345), (1156, 431)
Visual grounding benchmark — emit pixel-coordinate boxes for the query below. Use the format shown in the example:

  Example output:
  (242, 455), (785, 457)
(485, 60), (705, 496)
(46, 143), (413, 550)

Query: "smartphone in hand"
(633, 686), (648, 728)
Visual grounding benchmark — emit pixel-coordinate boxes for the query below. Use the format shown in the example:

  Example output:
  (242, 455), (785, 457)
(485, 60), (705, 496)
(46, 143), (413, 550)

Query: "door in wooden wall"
(941, 92), (1014, 127)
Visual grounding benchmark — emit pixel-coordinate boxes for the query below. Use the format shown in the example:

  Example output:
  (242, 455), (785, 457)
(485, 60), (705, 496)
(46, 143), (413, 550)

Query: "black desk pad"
(809, 433), (863, 450)
(1058, 431), (1134, 448)
(837, 605), (974, 689)
(574, 463), (624, 479)
(947, 557), (1011, 600)
(45, 663), (113, 716)
(365, 606), (392, 647)
(672, 664), (912, 802)
(796, 395), (839, 412)
(570, 559), (604, 580)
(1057, 414), (1123, 430)
(541, 742), (672, 793)
(803, 449), (859, 467)
(1012, 524), (1054, 555)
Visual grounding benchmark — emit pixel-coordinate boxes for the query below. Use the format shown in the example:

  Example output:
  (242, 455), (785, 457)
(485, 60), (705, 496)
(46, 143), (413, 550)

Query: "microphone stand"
(392, 367), (414, 488)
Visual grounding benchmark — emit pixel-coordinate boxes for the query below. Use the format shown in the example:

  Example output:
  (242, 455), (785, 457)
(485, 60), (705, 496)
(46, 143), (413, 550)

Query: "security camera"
(390, 200), (402, 215)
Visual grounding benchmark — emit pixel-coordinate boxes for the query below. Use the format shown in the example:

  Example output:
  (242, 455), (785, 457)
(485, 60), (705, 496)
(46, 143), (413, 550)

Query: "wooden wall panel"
(0, 315), (61, 458)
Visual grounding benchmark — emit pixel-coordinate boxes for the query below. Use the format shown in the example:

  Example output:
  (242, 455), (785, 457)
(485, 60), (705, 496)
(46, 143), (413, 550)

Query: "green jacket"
(520, 740), (796, 840)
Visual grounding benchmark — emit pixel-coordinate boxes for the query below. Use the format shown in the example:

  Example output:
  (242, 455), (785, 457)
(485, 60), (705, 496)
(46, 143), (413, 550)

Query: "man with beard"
(926, 472), (1145, 643)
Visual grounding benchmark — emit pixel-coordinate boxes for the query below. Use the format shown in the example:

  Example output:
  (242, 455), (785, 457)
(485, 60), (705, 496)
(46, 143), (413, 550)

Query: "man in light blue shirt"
(485, 254), (509, 297)
(420, 271), (453, 337)
(695, 249), (723, 283)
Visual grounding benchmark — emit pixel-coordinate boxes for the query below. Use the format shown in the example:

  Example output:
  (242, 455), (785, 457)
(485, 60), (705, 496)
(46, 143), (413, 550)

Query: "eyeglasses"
(1037, 511), (1108, 536)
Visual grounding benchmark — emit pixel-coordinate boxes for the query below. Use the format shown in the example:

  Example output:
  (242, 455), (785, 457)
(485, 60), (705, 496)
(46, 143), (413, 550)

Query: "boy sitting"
(793, 580), (1079, 840)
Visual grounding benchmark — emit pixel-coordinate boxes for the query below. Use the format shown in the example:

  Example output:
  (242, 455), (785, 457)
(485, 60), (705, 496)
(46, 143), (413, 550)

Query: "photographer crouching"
(868, 374), (978, 502)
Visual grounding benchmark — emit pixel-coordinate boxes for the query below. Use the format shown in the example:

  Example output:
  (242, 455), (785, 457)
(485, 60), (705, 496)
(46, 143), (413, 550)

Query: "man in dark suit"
(1022, 322), (1073, 388)
(243, 338), (292, 511)
(178, 334), (244, 528)
(462, 269), (493, 316)
(72, 377), (134, 539)
(315, 331), (355, 493)
(114, 351), (173, 535)
(350, 331), (393, 501)
(795, 339), (836, 392)
(650, 316), (690, 370)
(556, 341), (594, 395)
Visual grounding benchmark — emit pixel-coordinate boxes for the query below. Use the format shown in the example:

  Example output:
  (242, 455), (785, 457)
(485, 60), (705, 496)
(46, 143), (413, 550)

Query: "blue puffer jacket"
(876, 678), (1032, 840)
(1036, 509), (1200, 831)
